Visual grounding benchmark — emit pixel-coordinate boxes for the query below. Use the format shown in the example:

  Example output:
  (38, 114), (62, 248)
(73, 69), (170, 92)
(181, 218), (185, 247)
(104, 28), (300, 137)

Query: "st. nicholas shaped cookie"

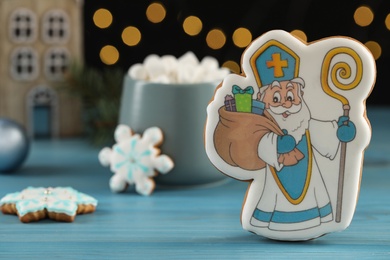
(205, 30), (376, 241)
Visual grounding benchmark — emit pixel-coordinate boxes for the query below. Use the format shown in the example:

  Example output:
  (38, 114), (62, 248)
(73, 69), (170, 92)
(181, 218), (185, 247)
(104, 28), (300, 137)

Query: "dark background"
(83, 0), (389, 106)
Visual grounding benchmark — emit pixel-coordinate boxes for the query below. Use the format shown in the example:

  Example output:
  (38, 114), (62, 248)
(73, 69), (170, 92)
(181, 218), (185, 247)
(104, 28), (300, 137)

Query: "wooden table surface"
(0, 106), (389, 259)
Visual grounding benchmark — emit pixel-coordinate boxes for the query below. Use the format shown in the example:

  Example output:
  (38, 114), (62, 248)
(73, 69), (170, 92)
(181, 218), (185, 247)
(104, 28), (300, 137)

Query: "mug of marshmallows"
(119, 51), (230, 186)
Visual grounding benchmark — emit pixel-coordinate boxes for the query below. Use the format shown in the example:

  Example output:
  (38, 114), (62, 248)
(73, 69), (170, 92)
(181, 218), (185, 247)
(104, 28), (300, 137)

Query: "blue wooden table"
(0, 106), (389, 259)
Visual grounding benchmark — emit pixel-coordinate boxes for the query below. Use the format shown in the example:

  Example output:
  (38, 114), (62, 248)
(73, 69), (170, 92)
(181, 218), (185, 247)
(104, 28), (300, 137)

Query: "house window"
(42, 10), (70, 44)
(44, 47), (70, 80)
(10, 47), (39, 81)
(9, 8), (37, 43)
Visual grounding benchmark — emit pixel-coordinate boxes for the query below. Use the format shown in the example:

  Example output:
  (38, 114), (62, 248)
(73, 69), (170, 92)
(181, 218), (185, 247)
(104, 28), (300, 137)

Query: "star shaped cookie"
(0, 187), (98, 223)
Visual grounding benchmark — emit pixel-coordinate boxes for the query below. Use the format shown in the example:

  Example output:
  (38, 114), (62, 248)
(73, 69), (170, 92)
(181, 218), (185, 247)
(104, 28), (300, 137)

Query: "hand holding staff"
(321, 47), (363, 223)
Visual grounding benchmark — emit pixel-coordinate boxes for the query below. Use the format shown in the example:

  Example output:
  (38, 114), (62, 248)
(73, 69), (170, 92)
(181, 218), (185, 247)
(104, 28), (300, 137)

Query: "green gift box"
(232, 85), (254, 112)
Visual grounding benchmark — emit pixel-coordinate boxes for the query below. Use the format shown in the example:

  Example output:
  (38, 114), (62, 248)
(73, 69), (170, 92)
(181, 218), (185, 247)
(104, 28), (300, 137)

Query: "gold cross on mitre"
(250, 40), (299, 87)
(266, 53), (288, 78)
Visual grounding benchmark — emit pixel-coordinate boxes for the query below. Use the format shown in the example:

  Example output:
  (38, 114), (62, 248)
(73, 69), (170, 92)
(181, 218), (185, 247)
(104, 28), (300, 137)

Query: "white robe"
(250, 119), (340, 231)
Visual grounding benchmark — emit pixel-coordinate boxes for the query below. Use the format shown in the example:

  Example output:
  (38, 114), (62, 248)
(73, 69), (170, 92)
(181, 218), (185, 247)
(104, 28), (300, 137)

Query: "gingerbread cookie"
(205, 30), (376, 241)
(99, 124), (174, 196)
(0, 187), (98, 223)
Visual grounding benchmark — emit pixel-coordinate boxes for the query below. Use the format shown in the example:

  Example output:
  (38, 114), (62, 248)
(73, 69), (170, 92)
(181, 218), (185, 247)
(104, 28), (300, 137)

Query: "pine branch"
(59, 62), (124, 146)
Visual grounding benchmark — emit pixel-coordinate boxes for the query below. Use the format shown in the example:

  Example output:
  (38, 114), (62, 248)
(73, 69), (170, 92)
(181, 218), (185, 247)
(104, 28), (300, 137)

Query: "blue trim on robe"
(275, 135), (309, 200)
(253, 203), (332, 223)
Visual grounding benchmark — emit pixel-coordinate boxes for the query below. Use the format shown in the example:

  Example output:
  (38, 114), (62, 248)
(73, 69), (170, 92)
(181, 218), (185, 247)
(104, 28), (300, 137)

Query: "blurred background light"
(100, 45), (119, 65)
(354, 6), (374, 27)
(93, 8), (113, 29)
(232, 27), (252, 48)
(183, 16), (203, 36)
(290, 30), (308, 42)
(146, 2), (166, 23)
(206, 29), (226, 50)
(122, 26), (142, 46)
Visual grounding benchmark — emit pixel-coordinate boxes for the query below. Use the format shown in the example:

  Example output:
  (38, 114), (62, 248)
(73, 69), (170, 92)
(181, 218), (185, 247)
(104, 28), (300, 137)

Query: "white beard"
(267, 100), (311, 143)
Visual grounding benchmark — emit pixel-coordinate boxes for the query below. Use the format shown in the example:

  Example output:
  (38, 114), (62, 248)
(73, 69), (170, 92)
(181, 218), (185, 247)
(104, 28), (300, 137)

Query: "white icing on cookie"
(99, 125), (174, 196)
(0, 187), (98, 217)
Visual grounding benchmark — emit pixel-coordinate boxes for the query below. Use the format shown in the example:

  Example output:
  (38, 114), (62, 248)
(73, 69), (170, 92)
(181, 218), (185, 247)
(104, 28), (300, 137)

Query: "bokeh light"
(206, 29), (226, 50)
(232, 28), (252, 48)
(183, 16), (203, 36)
(122, 26), (141, 46)
(146, 2), (166, 23)
(222, 60), (240, 74)
(93, 8), (113, 29)
(84, 2), (389, 105)
(100, 45), (119, 65)
(290, 30), (307, 42)
(354, 6), (374, 27)
(385, 13), (390, 30)
(365, 41), (382, 60)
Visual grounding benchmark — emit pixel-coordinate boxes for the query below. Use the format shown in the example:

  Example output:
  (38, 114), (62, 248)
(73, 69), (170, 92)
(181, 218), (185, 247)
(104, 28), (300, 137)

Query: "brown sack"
(214, 107), (304, 171)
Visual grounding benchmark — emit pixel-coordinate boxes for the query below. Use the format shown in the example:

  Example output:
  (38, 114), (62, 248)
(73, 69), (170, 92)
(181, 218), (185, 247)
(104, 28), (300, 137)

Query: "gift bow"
(232, 85), (254, 95)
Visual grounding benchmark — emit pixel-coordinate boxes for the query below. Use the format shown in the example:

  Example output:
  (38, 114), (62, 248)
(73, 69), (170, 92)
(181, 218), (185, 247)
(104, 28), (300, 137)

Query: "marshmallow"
(161, 55), (178, 74)
(178, 51), (199, 67)
(143, 54), (166, 80)
(200, 56), (219, 71)
(127, 51), (230, 84)
(128, 63), (148, 80)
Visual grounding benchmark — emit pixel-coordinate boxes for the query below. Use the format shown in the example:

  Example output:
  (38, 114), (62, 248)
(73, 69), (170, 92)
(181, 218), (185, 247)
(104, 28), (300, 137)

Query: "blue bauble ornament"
(0, 118), (30, 173)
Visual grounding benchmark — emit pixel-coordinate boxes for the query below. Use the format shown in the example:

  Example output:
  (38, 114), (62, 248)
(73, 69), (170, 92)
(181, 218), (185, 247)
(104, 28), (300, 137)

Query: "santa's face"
(262, 80), (302, 118)
(261, 80), (310, 142)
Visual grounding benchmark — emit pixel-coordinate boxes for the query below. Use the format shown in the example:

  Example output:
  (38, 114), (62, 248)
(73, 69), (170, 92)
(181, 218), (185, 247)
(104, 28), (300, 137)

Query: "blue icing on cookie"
(48, 200), (78, 216)
(0, 192), (21, 204)
(0, 187), (98, 219)
(16, 199), (46, 217)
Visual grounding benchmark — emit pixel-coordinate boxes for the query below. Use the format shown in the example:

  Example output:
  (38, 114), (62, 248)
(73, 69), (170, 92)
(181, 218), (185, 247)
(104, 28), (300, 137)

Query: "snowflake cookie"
(99, 125), (174, 196)
(0, 187), (98, 223)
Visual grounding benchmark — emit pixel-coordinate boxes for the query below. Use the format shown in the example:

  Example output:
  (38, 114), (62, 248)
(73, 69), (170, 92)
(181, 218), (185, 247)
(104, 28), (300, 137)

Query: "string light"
(93, 3), (384, 68)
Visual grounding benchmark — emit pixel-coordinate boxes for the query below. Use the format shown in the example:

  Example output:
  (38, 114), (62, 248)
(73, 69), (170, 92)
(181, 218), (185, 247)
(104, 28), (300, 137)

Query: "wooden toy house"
(0, 0), (84, 138)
